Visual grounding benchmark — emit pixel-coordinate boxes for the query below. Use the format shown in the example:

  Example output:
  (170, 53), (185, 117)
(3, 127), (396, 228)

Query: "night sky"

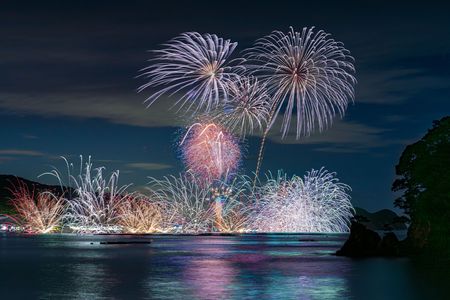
(1, 1), (449, 211)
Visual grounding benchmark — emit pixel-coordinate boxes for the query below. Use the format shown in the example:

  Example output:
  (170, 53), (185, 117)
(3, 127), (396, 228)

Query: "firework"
(246, 27), (356, 137)
(10, 183), (65, 234)
(214, 200), (250, 233)
(149, 173), (215, 233)
(246, 27), (356, 180)
(251, 168), (354, 233)
(180, 122), (241, 183)
(149, 173), (253, 233)
(116, 194), (165, 233)
(41, 156), (130, 233)
(138, 32), (243, 113)
(213, 76), (271, 139)
(210, 178), (253, 233)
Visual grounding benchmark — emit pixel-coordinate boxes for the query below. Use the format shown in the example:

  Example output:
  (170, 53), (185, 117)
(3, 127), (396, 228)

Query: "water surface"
(0, 233), (444, 299)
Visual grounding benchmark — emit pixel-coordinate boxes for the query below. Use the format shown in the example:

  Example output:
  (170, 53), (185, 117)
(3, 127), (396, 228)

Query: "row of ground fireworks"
(4, 27), (356, 234)
(8, 156), (353, 234)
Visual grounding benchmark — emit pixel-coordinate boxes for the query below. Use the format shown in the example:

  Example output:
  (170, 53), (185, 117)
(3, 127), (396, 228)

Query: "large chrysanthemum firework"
(252, 168), (354, 233)
(180, 122), (241, 183)
(214, 76), (271, 139)
(246, 27), (356, 138)
(139, 32), (243, 112)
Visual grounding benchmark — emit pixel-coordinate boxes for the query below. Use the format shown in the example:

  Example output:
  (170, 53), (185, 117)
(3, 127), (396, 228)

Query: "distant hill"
(354, 207), (407, 231)
(0, 175), (66, 214)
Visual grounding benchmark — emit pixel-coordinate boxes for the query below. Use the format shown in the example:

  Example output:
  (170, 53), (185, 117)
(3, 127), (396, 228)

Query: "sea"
(0, 233), (447, 299)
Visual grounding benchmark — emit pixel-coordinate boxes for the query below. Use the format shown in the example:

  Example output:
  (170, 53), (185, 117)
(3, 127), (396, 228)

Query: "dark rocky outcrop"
(379, 232), (401, 256)
(336, 221), (404, 257)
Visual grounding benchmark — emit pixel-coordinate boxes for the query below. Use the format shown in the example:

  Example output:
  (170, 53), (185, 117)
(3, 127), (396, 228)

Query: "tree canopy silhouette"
(393, 116), (450, 254)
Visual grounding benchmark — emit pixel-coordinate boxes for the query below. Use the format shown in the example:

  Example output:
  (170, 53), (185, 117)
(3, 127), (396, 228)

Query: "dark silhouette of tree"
(392, 117), (450, 254)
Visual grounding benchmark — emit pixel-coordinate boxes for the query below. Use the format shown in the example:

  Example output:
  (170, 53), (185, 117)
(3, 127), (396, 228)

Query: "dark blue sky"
(1, 1), (449, 211)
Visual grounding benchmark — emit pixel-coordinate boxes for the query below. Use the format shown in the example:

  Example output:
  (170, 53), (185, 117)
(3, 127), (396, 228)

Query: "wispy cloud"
(22, 134), (39, 139)
(125, 162), (173, 171)
(262, 119), (410, 153)
(356, 67), (450, 104)
(0, 156), (16, 163)
(0, 91), (182, 128)
(0, 149), (45, 156)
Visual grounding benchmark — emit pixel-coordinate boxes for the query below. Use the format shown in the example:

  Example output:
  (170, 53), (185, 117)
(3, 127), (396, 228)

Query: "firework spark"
(210, 177), (253, 233)
(41, 156), (130, 233)
(139, 32), (243, 113)
(246, 27), (356, 181)
(251, 168), (354, 233)
(246, 26), (356, 138)
(214, 76), (271, 139)
(149, 173), (253, 233)
(149, 173), (215, 233)
(116, 194), (164, 233)
(10, 183), (65, 234)
(180, 122), (241, 183)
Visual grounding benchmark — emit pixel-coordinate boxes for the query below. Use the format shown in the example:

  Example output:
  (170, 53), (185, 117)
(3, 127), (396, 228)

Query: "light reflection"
(182, 239), (236, 299)
(2, 233), (360, 299)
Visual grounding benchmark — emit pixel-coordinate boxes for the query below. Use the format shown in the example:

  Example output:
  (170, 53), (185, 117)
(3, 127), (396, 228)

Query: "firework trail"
(138, 32), (243, 113)
(213, 76), (271, 139)
(245, 27), (356, 180)
(180, 122), (241, 184)
(41, 156), (130, 233)
(251, 168), (354, 233)
(9, 182), (65, 233)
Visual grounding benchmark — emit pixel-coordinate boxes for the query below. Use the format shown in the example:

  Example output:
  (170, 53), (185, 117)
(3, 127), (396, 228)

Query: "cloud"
(383, 115), (409, 123)
(125, 162), (173, 171)
(22, 134), (39, 139)
(0, 156), (16, 163)
(0, 90), (414, 155)
(355, 67), (450, 104)
(0, 149), (45, 156)
(262, 119), (409, 153)
(0, 91), (183, 128)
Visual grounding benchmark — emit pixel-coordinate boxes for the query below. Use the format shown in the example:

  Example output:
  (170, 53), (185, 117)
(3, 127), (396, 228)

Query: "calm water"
(0, 233), (446, 299)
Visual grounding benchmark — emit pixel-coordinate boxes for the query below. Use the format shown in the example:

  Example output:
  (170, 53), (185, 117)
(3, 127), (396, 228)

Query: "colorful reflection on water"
(0, 233), (445, 299)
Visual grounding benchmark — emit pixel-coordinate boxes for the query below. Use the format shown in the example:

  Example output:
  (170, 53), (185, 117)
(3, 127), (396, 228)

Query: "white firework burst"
(251, 168), (354, 233)
(148, 173), (254, 233)
(245, 26), (356, 138)
(41, 156), (130, 233)
(148, 173), (215, 233)
(139, 32), (243, 113)
(214, 76), (271, 139)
